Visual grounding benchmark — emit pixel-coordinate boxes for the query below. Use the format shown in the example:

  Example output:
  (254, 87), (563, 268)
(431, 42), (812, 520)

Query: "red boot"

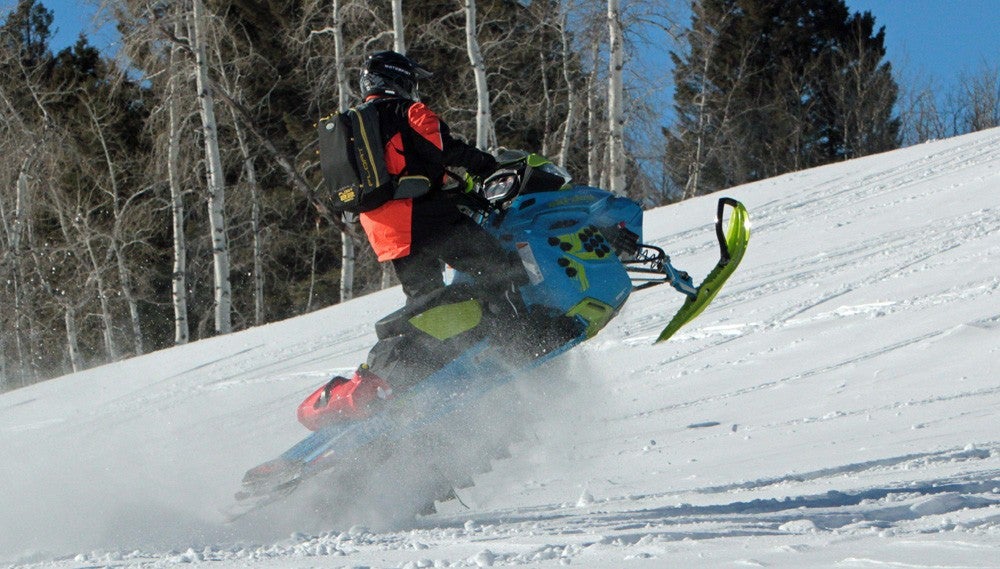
(297, 365), (393, 431)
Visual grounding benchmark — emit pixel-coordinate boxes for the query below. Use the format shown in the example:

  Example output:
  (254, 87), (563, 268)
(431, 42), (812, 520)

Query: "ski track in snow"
(3, 129), (1000, 568)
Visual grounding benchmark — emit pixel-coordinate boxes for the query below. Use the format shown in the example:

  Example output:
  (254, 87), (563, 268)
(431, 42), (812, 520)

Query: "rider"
(355, 50), (530, 306)
(302, 51), (532, 417)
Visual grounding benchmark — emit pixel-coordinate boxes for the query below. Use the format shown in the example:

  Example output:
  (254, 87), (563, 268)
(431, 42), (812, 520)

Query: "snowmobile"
(228, 150), (750, 518)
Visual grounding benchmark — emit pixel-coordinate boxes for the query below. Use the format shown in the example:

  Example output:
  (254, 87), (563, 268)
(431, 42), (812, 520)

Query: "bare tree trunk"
(557, 9), (578, 169)
(586, 39), (602, 187)
(392, 0), (406, 54)
(234, 115), (265, 325)
(607, 0), (626, 194)
(168, 16), (190, 345)
(80, 226), (118, 361)
(205, 11), (266, 326)
(684, 11), (725, 199)
(306, 219), (319, 311)
(83, 100), (145, 354)
(0, 315), (6, 388)
(192, 0), (232, 334)
(112, 242), (143, 353)
(11, 164), (37, 384)
(0, 323), (7, 390)
(379, 263), (394, 293)
(333, 0), (357, 302)
(64, 306), (84, 373)
(465, 0), (494, 149)
(684, 6), (727, 198)
(340, 232), (357, 301)
(539, 50), (552, 156)
(333, 1), (350, 112)
(381, 264), (394, 290)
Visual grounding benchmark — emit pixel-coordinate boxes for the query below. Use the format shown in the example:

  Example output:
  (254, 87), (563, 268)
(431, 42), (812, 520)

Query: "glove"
(468, 153), (499, 179)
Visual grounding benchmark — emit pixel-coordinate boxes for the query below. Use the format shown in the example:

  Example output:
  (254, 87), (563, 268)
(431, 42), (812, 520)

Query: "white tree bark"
(306, 219), (320, 311)
(11, 164), (35, 382)
(340, 231), (356, 301)
(392, 0), (406, 54)
(586, 40), (602, 187)
(64, 306), (84, 373)
(381, 262), (394, 290)
(557, 9), (578, 169)
(684, 5), (733, 198)
(465, 0), (494, 149)
(0, 88), (43, 383)
(80, 223), (119, 360)
(686, 30), (714, 198)
(11, 161), (28, 253)
(334, 2), (350, 112)
(539, 50), (553, 157)
(607, 0), (626, 194)
(168, 16), (189, 344)
(209, 16), (265, 325)
(333, 0), (357, 302)
(232, 113), (265, 324)
(192, 0), (232, 334)
(83, 99), (145, 355)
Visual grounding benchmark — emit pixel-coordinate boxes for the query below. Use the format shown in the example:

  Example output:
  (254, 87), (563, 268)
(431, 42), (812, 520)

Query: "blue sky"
(848, 0), (1000, 88)
(31, 0), (119, 50)
(11, 0), (1000, 109)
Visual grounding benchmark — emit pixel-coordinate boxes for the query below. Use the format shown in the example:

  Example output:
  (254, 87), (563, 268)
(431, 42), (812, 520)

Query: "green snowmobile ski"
(653, 197), (750, 343)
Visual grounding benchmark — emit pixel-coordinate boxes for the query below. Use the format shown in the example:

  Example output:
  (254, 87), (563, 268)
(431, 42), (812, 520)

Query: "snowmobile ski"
(655, 197), (750, 343)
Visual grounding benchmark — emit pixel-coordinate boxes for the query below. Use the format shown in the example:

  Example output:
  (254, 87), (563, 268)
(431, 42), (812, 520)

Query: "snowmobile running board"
(652, 197), (750, 344)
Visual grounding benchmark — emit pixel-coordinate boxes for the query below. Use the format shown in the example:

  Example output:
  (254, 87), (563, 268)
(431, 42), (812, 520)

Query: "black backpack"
(317, 102), (394, 213)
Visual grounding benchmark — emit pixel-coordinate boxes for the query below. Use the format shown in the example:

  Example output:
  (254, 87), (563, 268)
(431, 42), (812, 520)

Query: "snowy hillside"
(2, 128), (999, 568)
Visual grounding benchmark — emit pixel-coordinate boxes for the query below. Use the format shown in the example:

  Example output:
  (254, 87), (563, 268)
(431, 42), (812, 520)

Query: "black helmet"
(360, 50), (433, 100)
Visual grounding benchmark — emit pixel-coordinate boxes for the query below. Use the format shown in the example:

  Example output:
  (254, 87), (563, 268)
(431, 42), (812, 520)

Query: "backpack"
(317, 102), (394, 213)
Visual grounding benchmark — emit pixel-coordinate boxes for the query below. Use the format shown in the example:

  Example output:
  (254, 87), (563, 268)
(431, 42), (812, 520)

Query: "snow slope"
(2, 128), (999, 568)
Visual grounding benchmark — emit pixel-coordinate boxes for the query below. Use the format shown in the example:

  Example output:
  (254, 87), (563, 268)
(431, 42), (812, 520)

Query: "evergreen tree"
(0, 0), (51, 63)
(665, 0), (900, 197)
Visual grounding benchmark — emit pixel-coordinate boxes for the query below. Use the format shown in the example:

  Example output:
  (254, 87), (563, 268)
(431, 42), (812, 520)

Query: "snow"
(3, 127), (1000, 568)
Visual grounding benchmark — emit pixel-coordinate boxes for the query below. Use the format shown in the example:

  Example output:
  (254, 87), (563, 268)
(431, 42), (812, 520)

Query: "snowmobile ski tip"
(655, 197), (750, 344)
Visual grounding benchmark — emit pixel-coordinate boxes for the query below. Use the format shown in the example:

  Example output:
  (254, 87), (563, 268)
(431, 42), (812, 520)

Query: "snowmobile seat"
(374, 284), (481, 340)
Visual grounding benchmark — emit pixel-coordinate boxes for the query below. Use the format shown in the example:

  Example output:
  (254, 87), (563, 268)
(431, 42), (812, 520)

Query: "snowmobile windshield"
(521, 155), (572, 194)
(533, 161), (572, 188)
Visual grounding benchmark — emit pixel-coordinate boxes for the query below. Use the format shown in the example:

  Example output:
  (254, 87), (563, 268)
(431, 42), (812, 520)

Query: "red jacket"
(358, 96), (497, 261)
